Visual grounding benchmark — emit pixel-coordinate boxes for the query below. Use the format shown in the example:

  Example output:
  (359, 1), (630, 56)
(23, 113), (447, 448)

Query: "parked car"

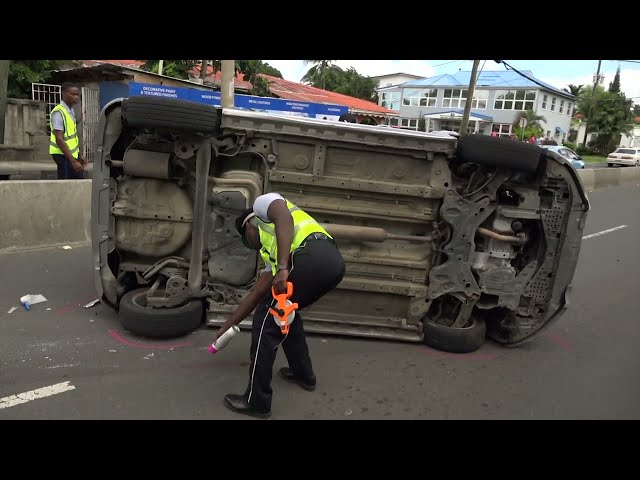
(542, 145), (585, 169)
(91, 97), (590, 354)
(606, 147), (640, 167)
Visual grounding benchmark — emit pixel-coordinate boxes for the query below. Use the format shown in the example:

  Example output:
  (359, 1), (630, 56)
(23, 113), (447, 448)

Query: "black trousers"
(52, 154), (84, 179)
(243, 237), (346, 412)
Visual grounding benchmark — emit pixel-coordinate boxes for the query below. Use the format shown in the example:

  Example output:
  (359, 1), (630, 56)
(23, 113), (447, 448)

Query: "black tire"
(118, 288), (204, 339)
(607, 163), (613, 167)
(422, 316), (487, 353)
(121, 96), (221, 134)
(456, 134), (543, 173)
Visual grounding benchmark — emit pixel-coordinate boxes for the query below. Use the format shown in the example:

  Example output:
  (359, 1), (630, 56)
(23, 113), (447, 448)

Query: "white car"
(607, 147), (640, 167)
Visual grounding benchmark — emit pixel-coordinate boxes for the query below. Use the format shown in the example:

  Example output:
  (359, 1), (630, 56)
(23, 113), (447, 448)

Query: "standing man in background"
(49, 82), (86, 179)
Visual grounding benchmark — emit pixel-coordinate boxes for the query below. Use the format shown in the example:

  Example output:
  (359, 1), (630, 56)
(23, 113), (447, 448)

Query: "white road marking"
(582, 225), (628, 240)
(0, 381), (76, 410)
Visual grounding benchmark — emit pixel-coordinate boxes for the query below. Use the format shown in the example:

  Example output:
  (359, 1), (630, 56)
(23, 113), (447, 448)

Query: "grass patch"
(581, 155), (607, 164)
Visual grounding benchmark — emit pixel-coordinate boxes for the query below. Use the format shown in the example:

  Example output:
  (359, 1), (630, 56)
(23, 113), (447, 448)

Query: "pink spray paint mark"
(547, 333), (574, 353)
(108, 329), (193, 350)
(55, 295), (97, 315)
(418, 346), (499, 361)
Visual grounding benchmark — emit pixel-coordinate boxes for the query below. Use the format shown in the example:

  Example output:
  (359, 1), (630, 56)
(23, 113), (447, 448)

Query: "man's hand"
(272, 269), (289, 295)
(78, 156), (88, 167)
(71, 159), (84, 173)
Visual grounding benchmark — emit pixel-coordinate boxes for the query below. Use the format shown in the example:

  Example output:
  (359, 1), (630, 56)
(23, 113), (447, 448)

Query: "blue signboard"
(128, 82), (348, 118)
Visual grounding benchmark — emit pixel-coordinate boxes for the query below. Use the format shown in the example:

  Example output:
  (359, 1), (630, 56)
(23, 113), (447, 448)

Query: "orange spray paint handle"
(269, 282), (298, 335)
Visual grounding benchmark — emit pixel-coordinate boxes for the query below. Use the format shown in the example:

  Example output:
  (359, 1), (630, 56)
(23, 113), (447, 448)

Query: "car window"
(615, 148), (636, 154)
(559, 148), (574, 159)
(564, 149), (578, 159)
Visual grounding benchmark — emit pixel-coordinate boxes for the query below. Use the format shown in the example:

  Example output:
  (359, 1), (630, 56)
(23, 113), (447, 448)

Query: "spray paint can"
(208, 326), (240, 355)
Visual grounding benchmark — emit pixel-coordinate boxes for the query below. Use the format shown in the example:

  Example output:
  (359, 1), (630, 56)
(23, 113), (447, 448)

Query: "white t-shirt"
(253, 192), (285, 222)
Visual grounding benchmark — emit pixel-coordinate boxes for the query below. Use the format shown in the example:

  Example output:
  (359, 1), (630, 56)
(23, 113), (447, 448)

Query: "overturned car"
(91, 97), (590, 353)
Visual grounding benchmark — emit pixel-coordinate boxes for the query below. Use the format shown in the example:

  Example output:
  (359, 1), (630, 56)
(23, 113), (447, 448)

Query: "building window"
(492, 123), (513, 137)
(542, 94), (548, 110)
(567, 103), (572, 116)
(380, 91), (401, 111)
(400, 118), (419, 130)
(442, 89), (468, 109)
(559, 100), (564, 114)
(550, 97), (556, 111)
(494, 90), (537, 110)
(402, 88), (438, 107)
(471, 90), (489, 109)
(390, 117), (399, 127)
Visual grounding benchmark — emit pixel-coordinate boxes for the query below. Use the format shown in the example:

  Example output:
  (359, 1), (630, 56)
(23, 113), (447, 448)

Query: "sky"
(263, 60), (640, 102)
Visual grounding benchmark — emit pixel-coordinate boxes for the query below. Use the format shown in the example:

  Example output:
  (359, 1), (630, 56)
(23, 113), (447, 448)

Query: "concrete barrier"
(0, 180), (92, 251)
(577, 166), (640, 190)
(1, 167), (638, 252)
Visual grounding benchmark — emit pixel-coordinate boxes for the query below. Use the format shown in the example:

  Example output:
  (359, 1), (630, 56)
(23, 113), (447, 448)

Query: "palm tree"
(512, 109), (547, 130)
(301, 60), (335, 90)
(566, 84), (584, 97)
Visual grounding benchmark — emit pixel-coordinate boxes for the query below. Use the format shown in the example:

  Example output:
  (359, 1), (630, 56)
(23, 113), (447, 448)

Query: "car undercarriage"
(91, 97), (590, 353)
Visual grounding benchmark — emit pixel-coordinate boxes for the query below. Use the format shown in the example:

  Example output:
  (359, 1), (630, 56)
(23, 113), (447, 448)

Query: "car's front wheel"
(422, 315), (487, 353)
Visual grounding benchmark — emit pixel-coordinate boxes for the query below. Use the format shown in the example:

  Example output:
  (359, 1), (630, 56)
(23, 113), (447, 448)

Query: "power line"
(432, 60), (467, 68)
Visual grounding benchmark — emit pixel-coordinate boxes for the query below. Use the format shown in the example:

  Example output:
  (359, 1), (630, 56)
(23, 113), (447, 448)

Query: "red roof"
(260, 74), (396, 115)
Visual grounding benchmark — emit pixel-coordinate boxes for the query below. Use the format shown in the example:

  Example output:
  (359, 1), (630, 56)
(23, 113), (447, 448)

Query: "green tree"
(633, 103), (640, 117)
(234, 60), (279, 97)
(512, 109), (547, 138)
(301, 60), (335, 90)
(302, 64), (378, 102)
(576, 83), (606, 117)
(565, 84), (583, 96)
(140, 60), (198, 79)
(587, 80), (635, 154)
(333, 67), (379, 103)
(7, 60), (79, 98)
(608, 66), (621, 93)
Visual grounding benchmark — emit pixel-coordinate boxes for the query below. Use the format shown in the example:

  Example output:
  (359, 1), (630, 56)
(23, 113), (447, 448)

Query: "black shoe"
(278, 367), (316, 392)
(223, 394), (271, 419)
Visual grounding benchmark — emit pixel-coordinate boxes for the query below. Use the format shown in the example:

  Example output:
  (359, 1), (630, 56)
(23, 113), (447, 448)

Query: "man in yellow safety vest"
(49, 82), (86, 179)
(214, 192), (346, 418)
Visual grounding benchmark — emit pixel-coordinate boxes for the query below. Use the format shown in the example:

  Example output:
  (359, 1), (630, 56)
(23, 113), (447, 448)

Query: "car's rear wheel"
(118, 288), (204, 339)
(121, 97), (221, 134)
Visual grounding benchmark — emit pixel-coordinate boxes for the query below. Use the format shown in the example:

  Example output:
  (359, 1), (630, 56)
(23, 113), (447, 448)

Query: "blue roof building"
(377, 70), (576, 141)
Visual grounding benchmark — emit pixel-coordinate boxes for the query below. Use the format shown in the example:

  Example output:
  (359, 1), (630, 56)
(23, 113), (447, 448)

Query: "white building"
(377, 70), (576, 142)
(369, 72), (423, 90)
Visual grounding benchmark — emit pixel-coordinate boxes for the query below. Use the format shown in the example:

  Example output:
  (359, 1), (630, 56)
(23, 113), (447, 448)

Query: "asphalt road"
(1, 185), (639, 420)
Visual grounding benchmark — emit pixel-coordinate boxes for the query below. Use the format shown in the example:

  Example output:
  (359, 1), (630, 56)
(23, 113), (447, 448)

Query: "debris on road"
(7, 306), (18, 314)
(61, 245), (72, 250)
(83, 299), (100, 309)
(19, 294), (48, 311)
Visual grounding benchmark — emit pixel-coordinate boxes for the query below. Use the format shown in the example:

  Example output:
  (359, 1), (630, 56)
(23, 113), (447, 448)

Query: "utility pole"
(221, 60), (235, 109)
(200, 60), (209, 83)
(158, 60), (164, 76)
(459, 59), (480, 137)
(0, 60), (10, 144)
(582, 59), (602, 147)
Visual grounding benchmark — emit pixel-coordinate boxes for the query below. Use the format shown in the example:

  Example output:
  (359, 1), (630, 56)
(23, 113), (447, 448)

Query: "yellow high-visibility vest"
(49, 104), (79, 158)
(256, 199), (331, 274)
